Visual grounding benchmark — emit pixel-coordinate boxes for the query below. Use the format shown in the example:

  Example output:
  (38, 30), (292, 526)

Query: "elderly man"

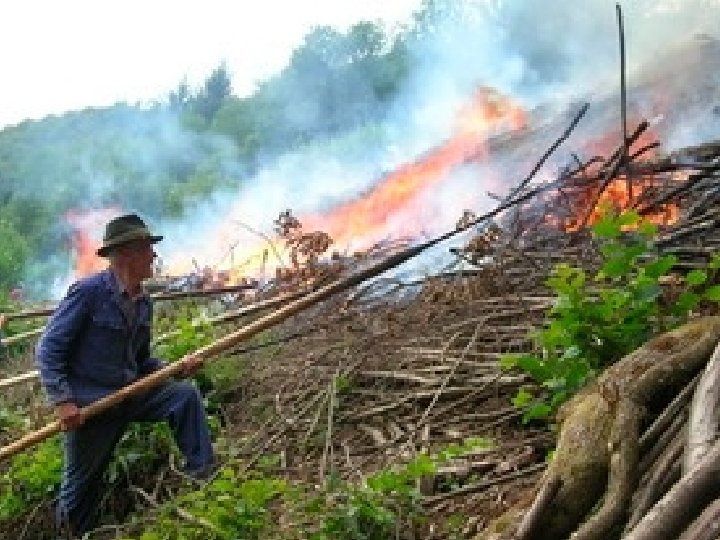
(36, 214), (215, 538)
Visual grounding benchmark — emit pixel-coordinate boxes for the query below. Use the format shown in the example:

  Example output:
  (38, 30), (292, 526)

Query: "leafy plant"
(128, 439), (492, 540)
(154, 313), (214, 363)
(133, 467), (287, 540)
(304, 438), (493, 540)
(503, 209), (720, 421)
(0, 439), (62, 520)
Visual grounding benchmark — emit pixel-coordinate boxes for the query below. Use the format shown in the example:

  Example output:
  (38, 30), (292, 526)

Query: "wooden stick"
(0, 241), (446, 461)
(1, 327), (44, 347)
(0, 370), (40, 390)
(616, 3), (630, 199)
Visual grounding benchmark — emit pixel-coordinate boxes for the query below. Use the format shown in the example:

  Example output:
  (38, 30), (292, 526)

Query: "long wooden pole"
(0, 242), (431, 461)
(0, 104), (586, 462)
(0, 284), (260, 349)
(0, 185), (537, 462)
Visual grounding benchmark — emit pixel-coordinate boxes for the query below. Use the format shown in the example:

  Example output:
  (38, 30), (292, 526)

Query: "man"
(35, 214), (215, 538)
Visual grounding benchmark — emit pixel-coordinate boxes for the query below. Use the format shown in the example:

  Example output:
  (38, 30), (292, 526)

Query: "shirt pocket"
(85, 307), (128, 377)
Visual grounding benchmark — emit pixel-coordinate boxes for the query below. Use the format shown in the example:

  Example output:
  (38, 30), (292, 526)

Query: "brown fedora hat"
(96, 214), (163, 257)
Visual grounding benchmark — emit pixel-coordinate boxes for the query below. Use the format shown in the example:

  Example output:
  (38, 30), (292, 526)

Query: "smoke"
(397, 0), (720, 122)
(19, 0), (720, 297)
(159, 0), (720, 280)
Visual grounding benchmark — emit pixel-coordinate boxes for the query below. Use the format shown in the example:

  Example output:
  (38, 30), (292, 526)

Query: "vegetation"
(503, 210), (720, 421)
(128, 438), (491, 540)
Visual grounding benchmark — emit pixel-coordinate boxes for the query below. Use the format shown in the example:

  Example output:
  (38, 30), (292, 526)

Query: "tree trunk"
(624, 438), (720, 540)
(684, 342), (720, 473)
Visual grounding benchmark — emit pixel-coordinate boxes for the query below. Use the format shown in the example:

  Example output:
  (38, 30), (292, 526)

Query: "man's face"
(122, 239), (157, 281)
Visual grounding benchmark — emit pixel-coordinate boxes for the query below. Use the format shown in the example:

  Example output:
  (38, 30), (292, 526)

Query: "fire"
(65, 208), (119, 278)
(302, 87), (526, 249)
(162, 86), (527, 282)
(561, 127), (680, 231)
(577, 176), (680, 230)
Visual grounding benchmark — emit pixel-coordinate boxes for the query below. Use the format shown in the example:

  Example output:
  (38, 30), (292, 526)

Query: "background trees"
(0, 2), (446, 298)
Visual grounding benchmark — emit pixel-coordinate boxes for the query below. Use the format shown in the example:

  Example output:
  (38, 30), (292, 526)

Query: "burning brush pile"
(212, 126), (720, 540)
(4, 39), (720, 540)
(4, 108), (720, 540)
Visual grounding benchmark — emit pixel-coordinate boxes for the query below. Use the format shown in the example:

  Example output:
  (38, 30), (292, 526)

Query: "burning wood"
(5, 81), (720, 540)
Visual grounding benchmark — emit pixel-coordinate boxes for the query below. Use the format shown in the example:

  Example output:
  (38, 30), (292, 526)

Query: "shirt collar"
(109, 269), (147, 301)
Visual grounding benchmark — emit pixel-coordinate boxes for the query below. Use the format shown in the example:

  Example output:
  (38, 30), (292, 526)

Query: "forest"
(0, 0), (433, 300)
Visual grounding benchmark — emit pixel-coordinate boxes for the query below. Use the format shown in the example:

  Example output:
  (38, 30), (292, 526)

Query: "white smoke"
(30, 1), (720, 295)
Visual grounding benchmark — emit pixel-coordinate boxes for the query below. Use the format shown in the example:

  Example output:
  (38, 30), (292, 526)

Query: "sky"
(0, 0), (423, 129)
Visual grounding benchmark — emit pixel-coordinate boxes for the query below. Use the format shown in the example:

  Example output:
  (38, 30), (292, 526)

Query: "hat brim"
(97, 234), (163, 257)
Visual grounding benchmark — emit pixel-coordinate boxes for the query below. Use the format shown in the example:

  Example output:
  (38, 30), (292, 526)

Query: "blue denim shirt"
(35, 269), (164, 406)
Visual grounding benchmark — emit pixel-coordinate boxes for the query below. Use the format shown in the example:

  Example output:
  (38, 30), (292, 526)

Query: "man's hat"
(96, 214), (163, 257)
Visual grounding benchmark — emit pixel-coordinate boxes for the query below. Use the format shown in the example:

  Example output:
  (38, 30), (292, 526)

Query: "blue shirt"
(35, 269), (165, 406)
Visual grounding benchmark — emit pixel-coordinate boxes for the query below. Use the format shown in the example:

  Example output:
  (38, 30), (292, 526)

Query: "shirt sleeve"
(136, 300), (166, 375)
(35, 283), (90, 405)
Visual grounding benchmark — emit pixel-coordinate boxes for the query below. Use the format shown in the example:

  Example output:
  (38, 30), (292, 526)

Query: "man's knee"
(172, 381), (203, 407)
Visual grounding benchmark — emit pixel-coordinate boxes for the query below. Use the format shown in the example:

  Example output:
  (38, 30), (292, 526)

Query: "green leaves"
(644, 255), (678, 279)
(0, 439), (62, 520)
(685, 269), (708, 286)
(503, 210), (720, 423)
(705, 285), (720, 301)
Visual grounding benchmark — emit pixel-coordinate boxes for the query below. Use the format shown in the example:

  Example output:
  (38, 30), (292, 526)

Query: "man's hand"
(178, 354), (204, 378)
(56, 401), (85, 431)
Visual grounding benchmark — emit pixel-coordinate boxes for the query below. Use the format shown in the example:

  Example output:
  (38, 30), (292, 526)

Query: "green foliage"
(108, 423), (176, 485)
(503, 210), (720, 422)
(154, 313), (214, 362)
(0, 439), (62, 520)
(0, 218), (29, 290)
(135, 468), (287, 540)
(303, 438), (493, 540)
(193, 63), (233, 123)
(129, 439), (492, 540)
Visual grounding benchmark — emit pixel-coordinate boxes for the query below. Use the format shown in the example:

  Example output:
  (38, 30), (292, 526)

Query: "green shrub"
(503, 209), (720, 421)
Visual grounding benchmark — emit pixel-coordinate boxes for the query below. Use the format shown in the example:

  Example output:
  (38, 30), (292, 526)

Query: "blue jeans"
(56, 381), (214, 536)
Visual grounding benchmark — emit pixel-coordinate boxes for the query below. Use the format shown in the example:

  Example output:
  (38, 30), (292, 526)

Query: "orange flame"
(562, 127), (679, 231)
(164, 86), (527, 281)
(303, 87), (526, 249)
(66, 208), (119, 278)
(580, 176), (679, 229)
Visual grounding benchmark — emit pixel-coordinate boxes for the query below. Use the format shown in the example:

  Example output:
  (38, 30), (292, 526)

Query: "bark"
(677, 497), (720, 540)
(509, 316), (720, 540)
(624, 438), (720, 540)
(626, 428), (684, 532)
(684, 342), (720, 473)
(569, 397), (641, 540)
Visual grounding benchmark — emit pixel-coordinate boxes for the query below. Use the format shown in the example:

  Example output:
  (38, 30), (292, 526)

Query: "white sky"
(0, 0), (423, 129)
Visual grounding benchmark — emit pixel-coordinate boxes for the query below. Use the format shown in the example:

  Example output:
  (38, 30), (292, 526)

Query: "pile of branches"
(217, 124), (720, 539)
(3, 94), (720, 539)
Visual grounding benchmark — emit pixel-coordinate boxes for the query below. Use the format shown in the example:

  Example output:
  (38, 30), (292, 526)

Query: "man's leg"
(57, 412), (126, 536)
(126, 381), (214, 473)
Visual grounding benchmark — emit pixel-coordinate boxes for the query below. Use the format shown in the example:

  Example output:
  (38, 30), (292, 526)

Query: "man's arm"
(35, 283), (90, 409)
(135, 300), (201, 378)
(136, 300), (166, 376)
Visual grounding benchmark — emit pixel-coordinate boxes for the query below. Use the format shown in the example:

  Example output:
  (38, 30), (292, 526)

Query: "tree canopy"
(0, 1), (453, 298)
